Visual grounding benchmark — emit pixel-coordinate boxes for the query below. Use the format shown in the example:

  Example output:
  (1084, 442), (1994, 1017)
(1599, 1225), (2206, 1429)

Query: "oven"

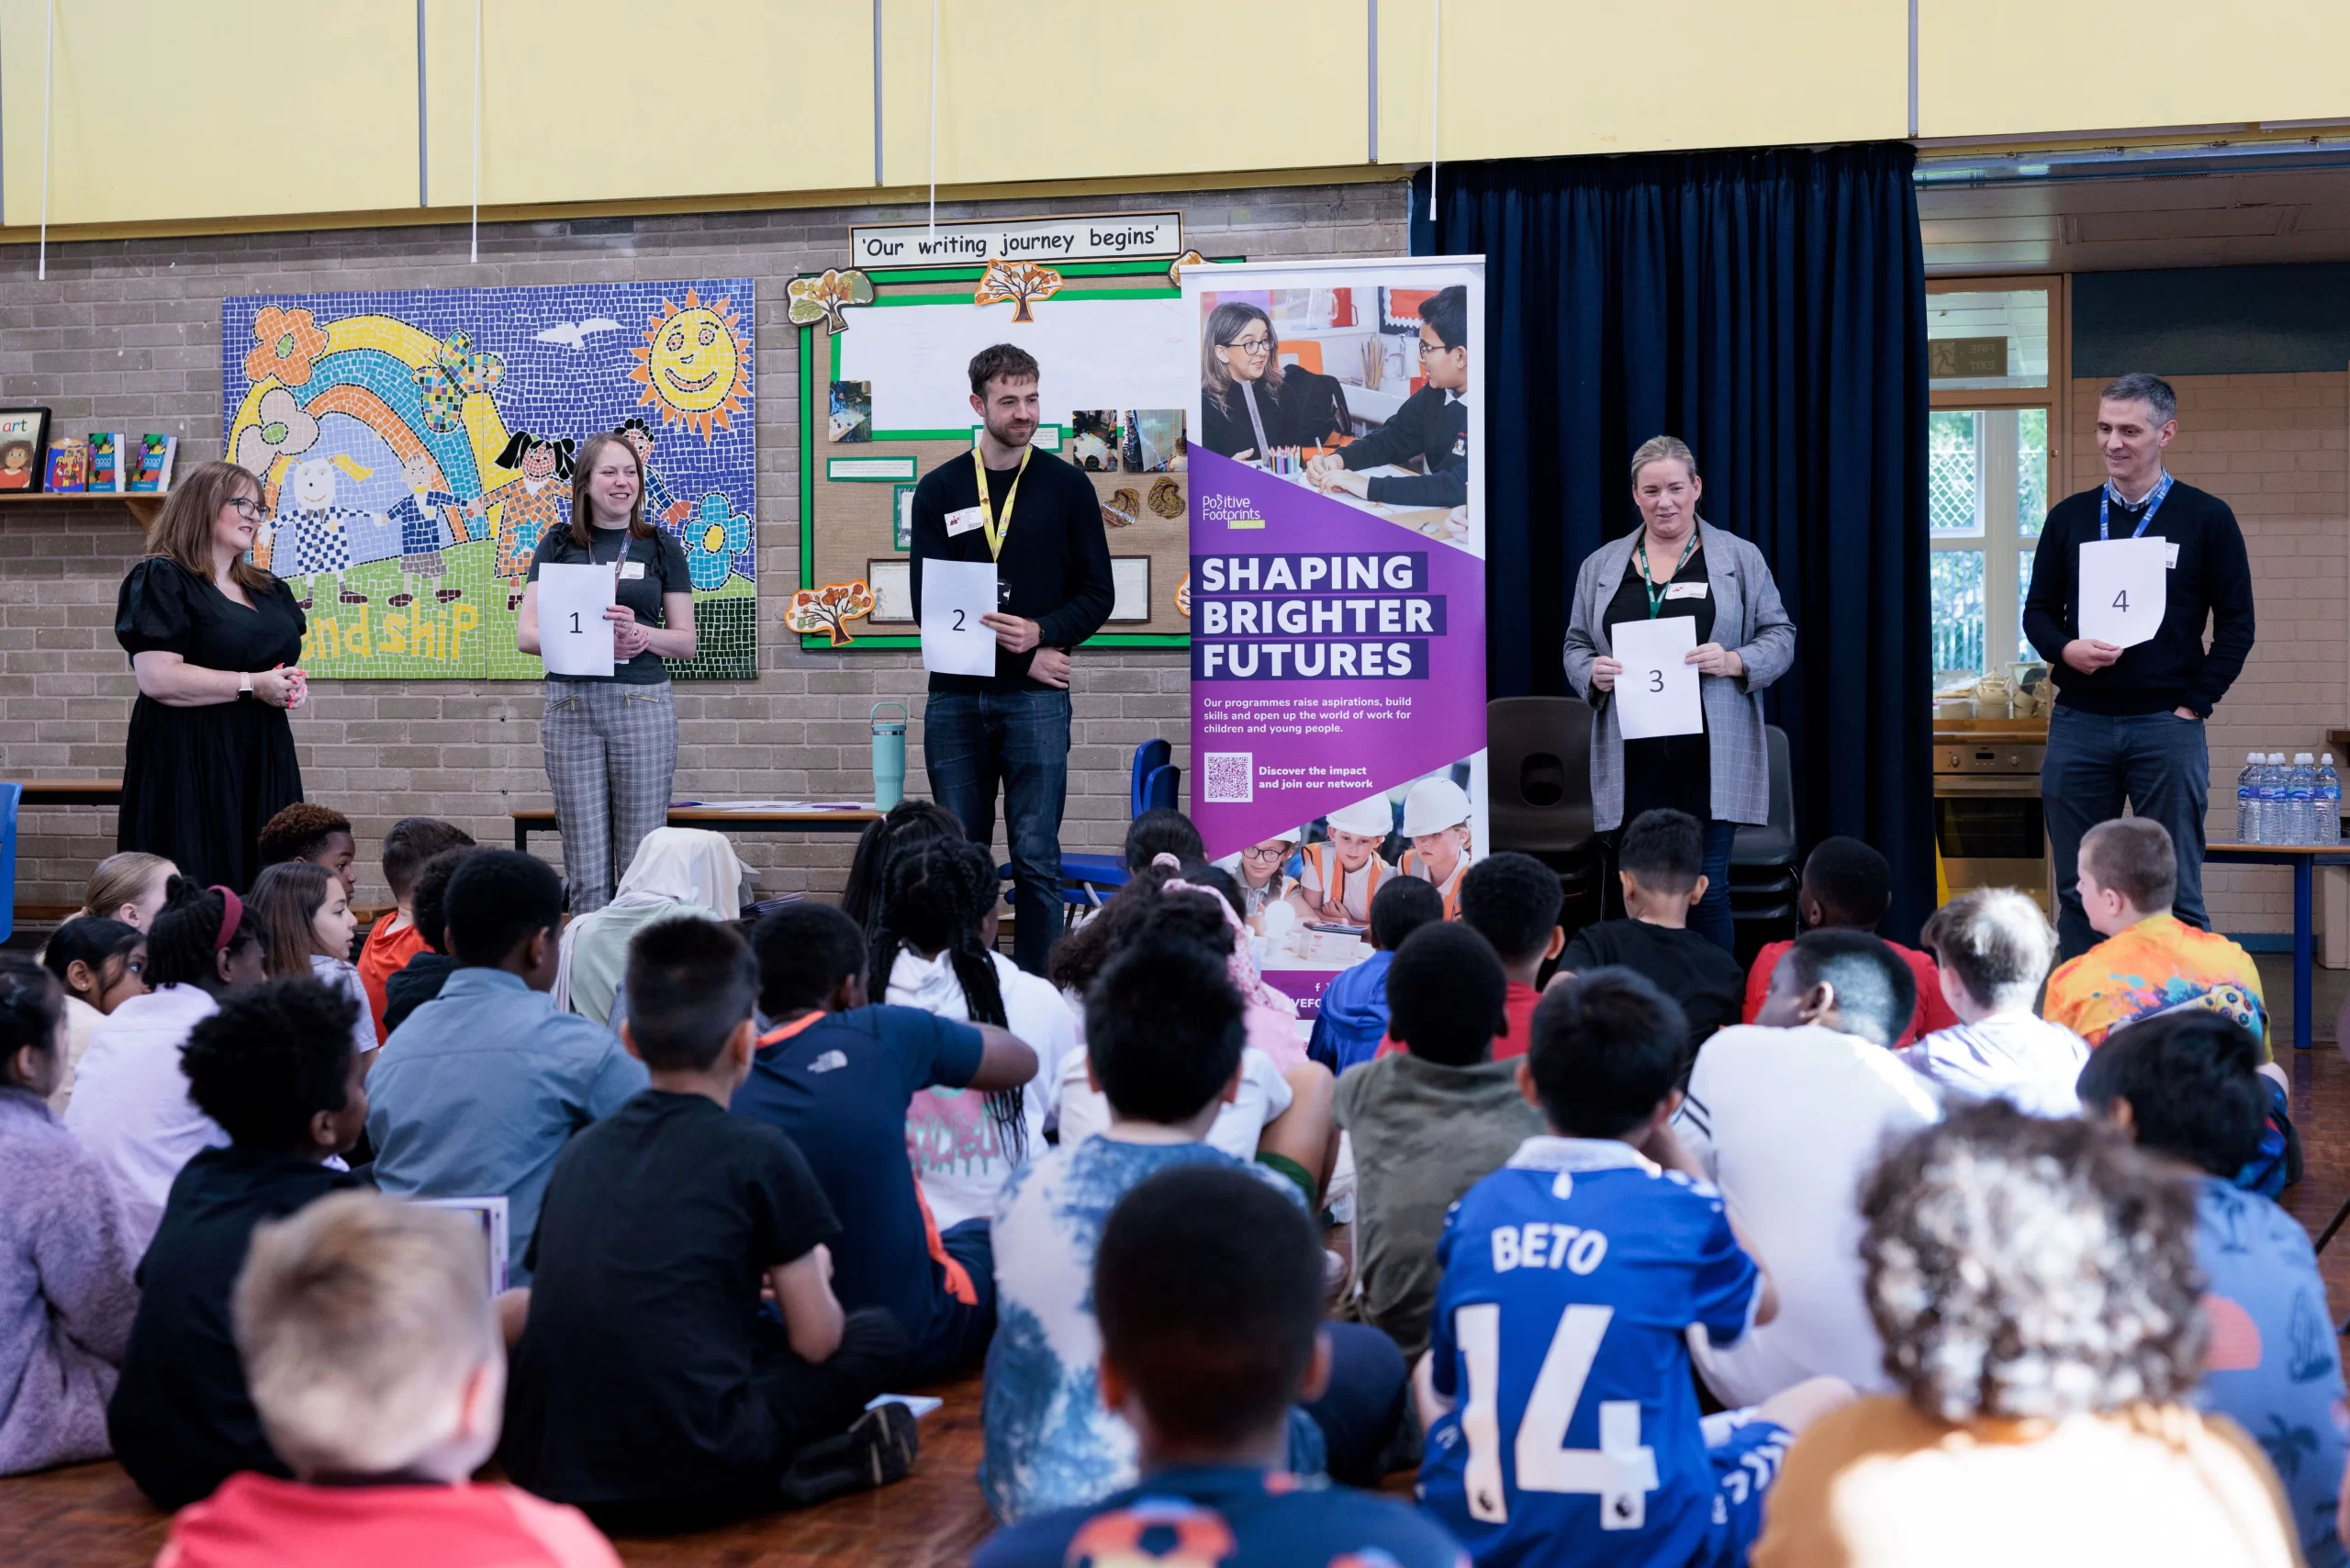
(1932, 738), (2053, 916)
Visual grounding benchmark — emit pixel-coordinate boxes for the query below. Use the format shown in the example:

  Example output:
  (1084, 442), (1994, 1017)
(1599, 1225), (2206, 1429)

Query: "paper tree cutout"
(974, 260), (1063, 322)
(1174, 573), (1192, 618)
(787, 578), (878, 645)
(1167, 250), (1207, 287)
(787, 270), (877, 333)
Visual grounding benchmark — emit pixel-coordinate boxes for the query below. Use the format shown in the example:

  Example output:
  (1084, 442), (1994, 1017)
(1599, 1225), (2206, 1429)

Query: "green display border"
(796, 257), (1230, 653)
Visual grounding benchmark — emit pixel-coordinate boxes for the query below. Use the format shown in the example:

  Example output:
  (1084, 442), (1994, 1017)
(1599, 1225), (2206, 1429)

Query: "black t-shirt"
(1560, 917), (1744, 1058)
(526, 522), (693, 684)
(106, 1148), (352, 1509)
(907, 447), (1113, 694)
(501, 1090), (838, 1506)
(1604, 543), (1716, 823)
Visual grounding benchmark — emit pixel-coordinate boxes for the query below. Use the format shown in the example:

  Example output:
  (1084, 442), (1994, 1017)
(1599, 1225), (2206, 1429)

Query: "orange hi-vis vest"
(1300, 841), (1396, 922)
(1397, 846), (1467, 920)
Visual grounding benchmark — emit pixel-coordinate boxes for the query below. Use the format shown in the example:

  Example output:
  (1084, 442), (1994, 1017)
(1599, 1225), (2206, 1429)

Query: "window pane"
(1931, 549), (1986, 676)
(1928, 288), (2051, 391)
(2017, 550), (2037, 663)
(2017, 408), (2048, 537)
(1930, 412), (1983, 535)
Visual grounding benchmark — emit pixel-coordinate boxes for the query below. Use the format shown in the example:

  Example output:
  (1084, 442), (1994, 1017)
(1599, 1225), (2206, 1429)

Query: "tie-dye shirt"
(2042, 914), (2269, 1056)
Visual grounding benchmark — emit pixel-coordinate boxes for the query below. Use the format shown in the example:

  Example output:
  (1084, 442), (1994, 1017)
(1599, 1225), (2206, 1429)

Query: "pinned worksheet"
(535, 563), (616, 678)
(921, 558), (999, 677)
(2077, 537), (2168, 648)
(1610, 616), (1704, 739)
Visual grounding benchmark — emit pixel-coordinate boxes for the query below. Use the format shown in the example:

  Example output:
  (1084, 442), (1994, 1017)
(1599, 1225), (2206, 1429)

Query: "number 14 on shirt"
(1458, 1302), (1660, 1528)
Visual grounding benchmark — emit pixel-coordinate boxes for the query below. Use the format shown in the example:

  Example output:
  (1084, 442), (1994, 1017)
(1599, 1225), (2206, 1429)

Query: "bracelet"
(239, 671), (254, 699)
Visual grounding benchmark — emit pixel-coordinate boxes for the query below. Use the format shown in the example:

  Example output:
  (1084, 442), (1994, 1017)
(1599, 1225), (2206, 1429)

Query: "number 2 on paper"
(951, 609), (966, 631)
(1455, 1303), (1658, 1529)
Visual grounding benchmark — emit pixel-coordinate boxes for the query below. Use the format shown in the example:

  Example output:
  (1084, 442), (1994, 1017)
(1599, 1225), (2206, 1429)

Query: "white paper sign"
(536, 564), (616, 678)
(1610, 617), (1704, 740)
(921, 559), (999, 677)
(2078, 537), (2168, 649)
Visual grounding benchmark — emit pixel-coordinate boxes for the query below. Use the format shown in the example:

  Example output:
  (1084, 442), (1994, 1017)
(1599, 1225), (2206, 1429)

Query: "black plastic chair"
(1486, 696), (1605, 934)
(1728, 725), (1798, 966)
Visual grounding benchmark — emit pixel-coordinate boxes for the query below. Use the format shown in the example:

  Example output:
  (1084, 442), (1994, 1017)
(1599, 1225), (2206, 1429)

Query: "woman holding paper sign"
(1562, 436), (1796, 953)
(517, 431), (695, 913)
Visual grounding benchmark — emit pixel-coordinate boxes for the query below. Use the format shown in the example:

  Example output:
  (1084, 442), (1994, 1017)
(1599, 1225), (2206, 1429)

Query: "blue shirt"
(1421, 1137), (1760, 1568)
(365, 968), (646, 1284)
(1309, 950), (1394, 1074)
(728, 1005), (984, 1356)
(975, 1464), (1467, 1568)
(2192, 1176), (2349, 1567)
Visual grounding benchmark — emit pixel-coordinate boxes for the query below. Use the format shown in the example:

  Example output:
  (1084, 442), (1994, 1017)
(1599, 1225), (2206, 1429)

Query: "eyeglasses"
(1225, 336), (1273, 354)
(223, 497), (264, 520)
(1240, 844), (1290, 862)
(1417, 340), (1458, 359)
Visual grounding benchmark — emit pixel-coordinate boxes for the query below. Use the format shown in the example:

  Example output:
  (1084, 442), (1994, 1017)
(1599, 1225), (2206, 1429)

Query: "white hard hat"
(1400, 776), (1472, 837)
(1257, 825), (1304, 846)
(1324, 793), (1397, 839)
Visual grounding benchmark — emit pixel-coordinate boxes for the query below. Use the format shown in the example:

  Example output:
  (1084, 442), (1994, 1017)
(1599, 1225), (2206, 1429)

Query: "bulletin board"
(793, 259), (1211, 650)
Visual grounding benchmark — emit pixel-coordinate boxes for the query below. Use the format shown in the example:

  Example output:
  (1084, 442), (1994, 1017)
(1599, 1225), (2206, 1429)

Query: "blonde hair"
(145, 461), (274, 596)
(1628, 435), (1699, 487)
(81, 852), (173, 922)
(1920, 888), (2057, 1012)
(233, 1192), (496, 1476)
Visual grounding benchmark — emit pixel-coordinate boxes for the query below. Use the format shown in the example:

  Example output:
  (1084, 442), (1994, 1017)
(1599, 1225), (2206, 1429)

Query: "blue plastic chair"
(1129, 738), (1172, 820)
(0, 783), (20, 945)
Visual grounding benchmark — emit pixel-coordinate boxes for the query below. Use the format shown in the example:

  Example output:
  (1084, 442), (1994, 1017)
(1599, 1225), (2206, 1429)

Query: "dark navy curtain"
(1411, 144), (1935, 937)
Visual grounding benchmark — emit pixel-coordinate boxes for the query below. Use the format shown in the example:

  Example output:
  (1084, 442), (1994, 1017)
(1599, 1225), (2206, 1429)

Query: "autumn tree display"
(786, 578), (878, 646)
(786, 269), (877, 333)
(973, 260), (1064, 323)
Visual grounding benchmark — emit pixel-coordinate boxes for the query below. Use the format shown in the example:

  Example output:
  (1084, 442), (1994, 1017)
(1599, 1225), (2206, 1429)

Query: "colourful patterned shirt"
(2043, 914), (2268, 1055)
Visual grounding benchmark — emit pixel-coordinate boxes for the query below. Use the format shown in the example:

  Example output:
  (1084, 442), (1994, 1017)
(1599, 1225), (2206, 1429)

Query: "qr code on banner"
(1203, 752), (1253, 803)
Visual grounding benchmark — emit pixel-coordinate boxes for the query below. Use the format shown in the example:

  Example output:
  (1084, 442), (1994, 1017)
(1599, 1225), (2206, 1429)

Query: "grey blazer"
(1561, 519), (1796, 832)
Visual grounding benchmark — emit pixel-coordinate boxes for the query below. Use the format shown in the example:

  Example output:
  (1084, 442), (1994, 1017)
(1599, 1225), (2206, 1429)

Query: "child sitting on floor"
(1740, 836), (1956, 1047)
(78, 850), (176, 930)
(984, 928), (1405, 1522)
(255, 802), (359, 901)
(380, 846), (477, 1034)
(1418, 967), (1852, 1566)
(738, 899), (1035, 1386)
(1904, 887), (2087, 1114)
(1332, 921), (1540, 1361)
(2045, 816), (2270, 1053)
(1456, 851), (1566, 1058)
(0, 955), (139, 1478)
(249, 861), (373, 1063)
(160, 1191), (621, 1568)
(1125, 806), (1205, 872)
(974, 1165), (1463, 1568)
(503, 916), (913, 1529)
(37, 914), (146, 1113)
(1562, 808), (1746, 1058)
(107, 979), (369, 1509)
(1309, 875), (1444, 1073)
(355, 816), (476, 1046)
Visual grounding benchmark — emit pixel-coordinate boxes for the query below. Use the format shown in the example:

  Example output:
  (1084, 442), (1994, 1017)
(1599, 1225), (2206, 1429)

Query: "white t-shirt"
(1897, 1012), (2088, 1118)
(310, 954), (379, 1060)
(62, 983), (229, 1256)
(1051, 1032), (1294, 1163)
(889, 947), (1079, 1230)
(1673, 1022), (1942, 1409)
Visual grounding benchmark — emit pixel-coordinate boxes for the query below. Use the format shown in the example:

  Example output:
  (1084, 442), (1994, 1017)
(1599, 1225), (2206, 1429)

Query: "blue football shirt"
(1419, 1137), (1760, 1568)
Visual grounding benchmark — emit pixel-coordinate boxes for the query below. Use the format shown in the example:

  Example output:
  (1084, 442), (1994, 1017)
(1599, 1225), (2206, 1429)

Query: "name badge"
(619, 560), (646, 580)
(1664, 581), (1708, 599)
(2160, 540), (2180, 568)
(945, 505), (986, 538)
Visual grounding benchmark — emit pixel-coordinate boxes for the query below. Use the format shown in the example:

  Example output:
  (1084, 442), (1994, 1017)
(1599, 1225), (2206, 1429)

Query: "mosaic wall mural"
(222, 280), (757, 679)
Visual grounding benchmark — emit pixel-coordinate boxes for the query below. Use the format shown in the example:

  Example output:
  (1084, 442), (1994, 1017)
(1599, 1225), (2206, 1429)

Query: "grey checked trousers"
(543, 679), (677, 913)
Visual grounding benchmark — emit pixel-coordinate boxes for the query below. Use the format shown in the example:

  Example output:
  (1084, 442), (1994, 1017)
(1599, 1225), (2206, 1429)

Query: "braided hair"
(841, 801), (967, 940)
(146, 876), (269, 992)
(874, 837), (1024, 1165)
(0, 954), (63, 1089)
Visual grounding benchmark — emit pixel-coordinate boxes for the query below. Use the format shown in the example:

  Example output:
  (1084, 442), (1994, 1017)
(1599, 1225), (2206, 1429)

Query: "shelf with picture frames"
(0, 490), (169, 529)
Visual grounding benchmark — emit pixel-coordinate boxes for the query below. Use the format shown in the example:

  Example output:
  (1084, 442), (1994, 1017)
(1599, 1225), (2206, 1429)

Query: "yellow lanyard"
(971, 444), (1031, 562)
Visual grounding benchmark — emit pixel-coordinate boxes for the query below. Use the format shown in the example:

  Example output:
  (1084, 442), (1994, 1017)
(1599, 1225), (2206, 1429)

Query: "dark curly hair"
(874, 837), (1022, 1164)
(408, 846), (481, 957)
(180, 978), (359, 1149)
(0, 955), (64, 1089)
(1860, 1101), (2203, 1423)
(256, 802), (353, 869)
(1047, 863), (1184, 994)
(145, 876), (269, 991)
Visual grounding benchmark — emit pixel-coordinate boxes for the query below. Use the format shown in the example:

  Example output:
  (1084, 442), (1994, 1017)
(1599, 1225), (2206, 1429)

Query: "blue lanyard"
(2098, 471), (2172, 540)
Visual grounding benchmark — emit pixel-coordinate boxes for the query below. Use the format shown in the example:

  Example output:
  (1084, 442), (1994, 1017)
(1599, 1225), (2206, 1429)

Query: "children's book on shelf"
(129, 434), (176, 494)
(87, 432), (126, 493)
(43, 438), (89, 494)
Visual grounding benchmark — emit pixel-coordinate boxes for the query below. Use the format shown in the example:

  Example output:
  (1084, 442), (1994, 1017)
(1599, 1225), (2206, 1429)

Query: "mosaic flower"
(244, 306), (328, 388)
(685, 491), (751, 590)
(230, 386), (320, 496)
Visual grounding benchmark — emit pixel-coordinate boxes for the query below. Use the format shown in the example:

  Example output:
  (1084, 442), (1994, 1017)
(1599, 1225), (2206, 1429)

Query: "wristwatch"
(239, 671), (254, 699)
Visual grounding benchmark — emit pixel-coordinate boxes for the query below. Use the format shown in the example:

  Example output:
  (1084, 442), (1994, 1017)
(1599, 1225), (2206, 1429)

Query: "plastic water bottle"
(2266, 754), (2291, 844)
(2291, 754), (2321, 845)
(2322, 754), (2343, 846)
(2237, 752), (2263, 843)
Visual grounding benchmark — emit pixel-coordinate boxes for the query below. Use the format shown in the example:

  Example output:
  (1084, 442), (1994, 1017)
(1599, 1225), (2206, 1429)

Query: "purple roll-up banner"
(1183, 256), (1487, 1023)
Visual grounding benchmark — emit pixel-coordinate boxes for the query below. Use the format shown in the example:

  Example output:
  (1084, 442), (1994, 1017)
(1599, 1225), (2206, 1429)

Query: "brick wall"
(2066, 371), (2349, 935)
(0, 182), (1410, 910)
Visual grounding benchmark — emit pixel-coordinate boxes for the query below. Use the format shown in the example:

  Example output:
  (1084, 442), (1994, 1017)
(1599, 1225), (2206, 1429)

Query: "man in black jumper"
(2025, 372), (2255, 958)
(909, 343), (1113, 974)
(1306, 284), (1469, 508)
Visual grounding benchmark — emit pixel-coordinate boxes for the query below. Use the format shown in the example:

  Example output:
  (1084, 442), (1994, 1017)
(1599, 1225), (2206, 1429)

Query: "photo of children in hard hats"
(1275, 765), (1479, 930)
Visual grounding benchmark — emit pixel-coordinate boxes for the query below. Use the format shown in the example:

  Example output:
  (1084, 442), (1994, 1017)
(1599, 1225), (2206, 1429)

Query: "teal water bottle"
(870, 701), (908, 812)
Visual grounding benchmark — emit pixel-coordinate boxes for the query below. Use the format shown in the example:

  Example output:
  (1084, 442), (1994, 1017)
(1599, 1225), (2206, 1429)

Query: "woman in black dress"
(115, 461), (308, 890)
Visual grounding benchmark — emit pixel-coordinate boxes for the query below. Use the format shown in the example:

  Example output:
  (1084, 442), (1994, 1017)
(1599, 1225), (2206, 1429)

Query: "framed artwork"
(0, 407), (52, 493)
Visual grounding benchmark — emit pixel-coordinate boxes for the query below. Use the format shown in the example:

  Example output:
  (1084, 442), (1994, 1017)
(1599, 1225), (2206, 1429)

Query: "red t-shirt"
(159, 1473), (621, 1568)
(356, 914), (430, 1046)
(1740, 936), (1956, 1049)
(1371, 980), (1542, 1063)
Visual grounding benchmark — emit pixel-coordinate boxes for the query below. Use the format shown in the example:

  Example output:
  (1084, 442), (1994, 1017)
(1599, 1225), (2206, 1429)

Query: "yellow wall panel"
(877, 0), (1366, 190)
(10, 0), (416, 226)
(421, 0), (869, 209)
(1378, 0), (1906, 163)
(1919, 0), (2350, 140)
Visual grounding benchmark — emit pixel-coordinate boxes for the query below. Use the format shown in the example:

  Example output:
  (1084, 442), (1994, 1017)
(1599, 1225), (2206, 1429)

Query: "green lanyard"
(1635, 532), (1697, 617)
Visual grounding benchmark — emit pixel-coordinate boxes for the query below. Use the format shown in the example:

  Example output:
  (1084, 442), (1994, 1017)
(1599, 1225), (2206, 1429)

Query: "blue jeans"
(924, 688), (1071, 974)
(2042, 704), (2210, 960)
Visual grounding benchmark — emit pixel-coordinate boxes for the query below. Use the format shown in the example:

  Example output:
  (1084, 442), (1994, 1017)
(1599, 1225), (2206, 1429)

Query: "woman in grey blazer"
(1562, 436), (1796, 952)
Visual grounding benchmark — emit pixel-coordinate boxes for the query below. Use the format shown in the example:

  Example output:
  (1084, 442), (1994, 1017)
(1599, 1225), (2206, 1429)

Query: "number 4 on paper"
(2077, 537), (2167, 649)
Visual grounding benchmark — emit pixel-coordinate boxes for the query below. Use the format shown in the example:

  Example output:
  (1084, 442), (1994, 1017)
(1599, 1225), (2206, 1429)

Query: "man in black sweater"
(908, 342), (1113, 974)
(1306, 285), (1470, 509)
(2024, 372), (2255, 958)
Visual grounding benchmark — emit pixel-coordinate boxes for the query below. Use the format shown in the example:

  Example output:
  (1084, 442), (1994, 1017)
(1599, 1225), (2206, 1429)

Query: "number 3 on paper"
(1456, 1302), (1658, 1529)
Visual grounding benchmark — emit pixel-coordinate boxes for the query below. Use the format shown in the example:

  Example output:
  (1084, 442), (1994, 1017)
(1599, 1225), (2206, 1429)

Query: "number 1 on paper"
(535, 563), (616, 678)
